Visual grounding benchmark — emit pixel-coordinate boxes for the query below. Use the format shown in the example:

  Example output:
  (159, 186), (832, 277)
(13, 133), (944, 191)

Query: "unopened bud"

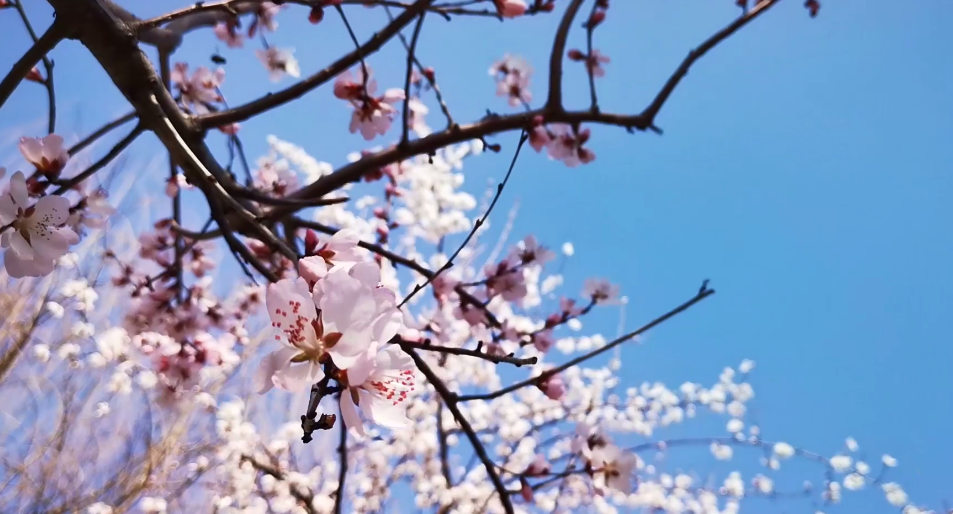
(567, 49), (586, 61)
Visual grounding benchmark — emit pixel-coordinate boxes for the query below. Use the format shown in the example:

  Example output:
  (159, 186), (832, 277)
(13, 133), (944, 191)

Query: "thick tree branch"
(196, 0), (436, 128)
(268, 2), (780, 211)
(545, 0), (586, 111)
(0, 16), (68, 122)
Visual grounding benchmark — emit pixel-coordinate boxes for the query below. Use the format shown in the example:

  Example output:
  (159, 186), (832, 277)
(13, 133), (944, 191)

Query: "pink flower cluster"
(0, 135), (80, 278)
(256, 229), (417, 435)
(334, 66), (405, 141)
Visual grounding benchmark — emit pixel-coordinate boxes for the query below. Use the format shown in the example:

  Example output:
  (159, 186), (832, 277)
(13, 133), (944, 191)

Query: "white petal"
(9, 171), (28, 206)
(359, 388), (410, 429)
(9, 231), (35, 260)
(254, 347), (299, 394)
(340, 389), (366, 437)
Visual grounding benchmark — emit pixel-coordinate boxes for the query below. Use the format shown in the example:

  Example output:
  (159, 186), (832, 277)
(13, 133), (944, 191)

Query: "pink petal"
(254, 346), (300, 394)
(340, 389), (366, 437)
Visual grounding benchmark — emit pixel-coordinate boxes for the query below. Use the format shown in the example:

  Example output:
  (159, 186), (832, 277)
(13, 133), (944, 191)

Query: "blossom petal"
(340, 389), (366, 437)
(273, 361), (322, 392)
(254, 346), (299, 394)
(9, 231), (34, 260)
(33, 194), (71, 225)
(358, 388), (410, 429)
(8, 171), (28, 206)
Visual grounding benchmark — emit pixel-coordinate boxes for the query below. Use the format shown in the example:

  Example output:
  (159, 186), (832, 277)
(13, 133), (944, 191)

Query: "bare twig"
(66, 111), (138, 157)
(399, 339), (537, 366)
(0, 15), (68, 129)
(400, 12), (427, 145)
(52, 124), (145, 195)
(399, 131), (527, 308)
(403, 347), (515, 514)
(458, 282), (716, 402)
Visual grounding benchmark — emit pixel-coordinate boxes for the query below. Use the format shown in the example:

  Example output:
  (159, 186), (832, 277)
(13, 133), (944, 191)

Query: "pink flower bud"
(495, 0), (527, 18)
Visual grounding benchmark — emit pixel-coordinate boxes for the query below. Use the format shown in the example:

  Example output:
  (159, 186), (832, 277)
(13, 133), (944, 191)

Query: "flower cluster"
(334, 66), (406, 141)
(256, 229), (416, 435)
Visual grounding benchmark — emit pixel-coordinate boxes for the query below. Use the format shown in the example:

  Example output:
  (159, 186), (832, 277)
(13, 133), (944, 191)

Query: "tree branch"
(51, 123), (145, 195)
(403, 347), (515, 514)
(545, 0), (586, 111)
(399, 339), (537, 366)
(196, 0), (437, 128)
(0, 15), (68, 124)
(458, 282), (715, 402)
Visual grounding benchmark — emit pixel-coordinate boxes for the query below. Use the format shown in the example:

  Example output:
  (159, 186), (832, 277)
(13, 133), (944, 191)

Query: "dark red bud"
(304, 229), (319, 255)
(567, 49), (586, 61)
(308, 6), (324, 23)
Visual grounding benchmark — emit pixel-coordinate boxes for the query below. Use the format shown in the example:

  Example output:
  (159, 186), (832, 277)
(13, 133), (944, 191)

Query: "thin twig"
(403, 347), (516, 514)
(0, 15), (68, 128)
(400, 12), (426, 145)
(458, 282), (716, 402)
(52, 124), (145, 195)
(66, 111), (138, 157)
(399, 131), (527, 308)
(333, 415), (348, 514)
(399, 339), (537, 366)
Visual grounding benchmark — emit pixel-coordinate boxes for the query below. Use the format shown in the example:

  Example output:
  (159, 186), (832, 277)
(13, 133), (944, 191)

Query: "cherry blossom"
(213, 19), (243, 48)
(255, 277), (328, 393)
(349, 88), (405, 141)
(0, 172), (76, 277)
(312, 262), (403, 369)
(582, 277), (620, 304)
(255, 47), (300, 82)
(546, 123), (596, 167)
(247, 2), (282, 37)
(339, 342), (416, 436)
(490, 54), (533, 107)
(170, 63), (225, 114)
(19, 134), (68, 177)
(590, 444), (639, 494)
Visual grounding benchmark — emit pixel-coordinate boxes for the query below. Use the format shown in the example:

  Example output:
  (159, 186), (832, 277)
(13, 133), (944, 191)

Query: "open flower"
(299, 228), (367, 282)
(590, 444), (638, 494)
(256, 47), (300, 82)
(19, 134), (68, 178)
(546, 124), (595, 167)
(339, 342), (417, 435)
(255, 277), (329, 393)
(0, 172), (77, 277)
(349, 89), (405, 140)
(312, 262), (404, 369)
(170, 63), (225, 114)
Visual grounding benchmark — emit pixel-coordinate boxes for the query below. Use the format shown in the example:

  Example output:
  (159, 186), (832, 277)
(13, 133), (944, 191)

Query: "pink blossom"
(213, 20), (244, 48)
(334, 66), (376, 101)
(590, 444), (638, 494)
(494, 0), (527, 18)
(253, 156), (298, 197)
(513, 235), (554, 266)
(537, 373), (565, 400)
(256, 47), (300, 83)
(528, 123), (551, 152)
(19, 134), (68, 178)
(484, 257), (527, 303)
(255, 277), (328, 393)
(490, 54), (533, 107)
(248, 2), (282, 37)
(349, 88), (405, 141)
(559, 297), (584, 317)
(582, 277), (619, 304)
(532, 329), (554, 352)
(546, 124), (596, 167)
(0, 172), (76, 274)
(312, 262), (404, 369)
(67, 186), (114, 231)
(586, 49), (611, 78)
(339, 342), (416, 435)
(525, 454), (551, 476)
(170, 63), (225, 114)
(165, 174), (193, 198)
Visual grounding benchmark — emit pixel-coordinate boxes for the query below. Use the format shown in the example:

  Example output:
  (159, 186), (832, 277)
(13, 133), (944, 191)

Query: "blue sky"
(2, 0), (952, 511)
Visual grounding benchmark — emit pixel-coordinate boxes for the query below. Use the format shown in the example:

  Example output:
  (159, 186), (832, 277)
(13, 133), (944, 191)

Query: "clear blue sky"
(2, 0), (951, 511)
